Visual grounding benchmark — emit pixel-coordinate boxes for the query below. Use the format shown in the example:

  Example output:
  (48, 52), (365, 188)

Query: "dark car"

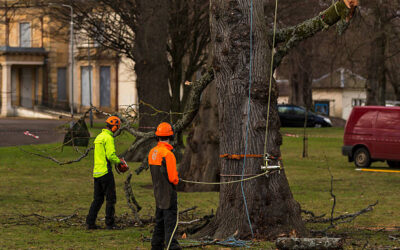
(278, 104), (332, 127)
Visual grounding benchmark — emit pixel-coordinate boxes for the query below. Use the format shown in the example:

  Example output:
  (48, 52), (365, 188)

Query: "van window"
(354, 111), (377, 128)
(376, 111), (400, 129)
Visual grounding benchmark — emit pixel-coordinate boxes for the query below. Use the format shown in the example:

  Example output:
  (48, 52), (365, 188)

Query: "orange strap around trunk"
(219, 154), (282, 160)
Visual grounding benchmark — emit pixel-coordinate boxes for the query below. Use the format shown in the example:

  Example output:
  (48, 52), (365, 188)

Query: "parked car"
(342, 106), (400, 168)
(277, 104), (332, 127)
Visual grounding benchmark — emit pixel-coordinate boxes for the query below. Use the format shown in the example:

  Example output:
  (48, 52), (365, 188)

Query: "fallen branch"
(18, 146), (93, 165)
(124, 172), (142, 225)
(301, 209), (326, 222)
(311, 201), (379, 224)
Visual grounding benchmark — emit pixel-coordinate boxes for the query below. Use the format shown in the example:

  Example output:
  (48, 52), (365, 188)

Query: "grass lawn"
(0, 125), (399, 249)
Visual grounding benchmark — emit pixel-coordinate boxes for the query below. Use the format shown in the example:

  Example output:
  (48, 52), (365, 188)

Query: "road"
(0, 118), (67, 147)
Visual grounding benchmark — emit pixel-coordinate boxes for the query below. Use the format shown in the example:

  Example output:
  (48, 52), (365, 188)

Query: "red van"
(342, 106), (400, 168)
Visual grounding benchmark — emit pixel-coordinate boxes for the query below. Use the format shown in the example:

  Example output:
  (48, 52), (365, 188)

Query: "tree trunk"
(177, 82), (219, 192)
(196, 0), (306, 239)
(289, 41), (313, 109)
(125, 0), (170, 161)
(366, 4), (387, 106)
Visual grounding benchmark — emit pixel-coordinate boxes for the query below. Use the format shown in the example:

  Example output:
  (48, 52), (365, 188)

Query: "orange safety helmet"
(155, 122), (174, 137)
(106, 116), (121, 132)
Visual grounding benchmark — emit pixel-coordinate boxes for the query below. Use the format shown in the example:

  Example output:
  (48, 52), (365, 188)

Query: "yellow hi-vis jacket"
(93, 129), (120, 178)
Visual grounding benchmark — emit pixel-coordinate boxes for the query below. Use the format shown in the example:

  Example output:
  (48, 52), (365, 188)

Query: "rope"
(241, 0), (255, 237)
(263, 0), (279, 167)
(181, 172), (266, 185)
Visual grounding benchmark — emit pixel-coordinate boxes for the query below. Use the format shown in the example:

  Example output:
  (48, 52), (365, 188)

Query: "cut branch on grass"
(124, 173), (142, 226)
(310, 201), (379, 224)
(18, 146), (94, 165)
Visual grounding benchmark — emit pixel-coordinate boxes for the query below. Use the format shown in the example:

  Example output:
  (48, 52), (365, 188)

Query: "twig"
(18, 146), (93, 165)
(179, 206), (197, 215)
(179, 219), (201, 225)
(389, 235), (400, 242)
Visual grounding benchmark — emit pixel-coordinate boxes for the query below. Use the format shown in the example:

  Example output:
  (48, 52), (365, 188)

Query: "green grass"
(0, 126), (399, 249)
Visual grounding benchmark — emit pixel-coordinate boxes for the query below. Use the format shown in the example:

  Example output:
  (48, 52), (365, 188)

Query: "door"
(100, 66), (111, 107)
(21, 68), (33, 108)
(81, 66), (92, 107)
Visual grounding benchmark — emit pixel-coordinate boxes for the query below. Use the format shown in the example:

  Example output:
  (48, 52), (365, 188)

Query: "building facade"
(0, 3), (137, 117)
(277, 68), (367, 120)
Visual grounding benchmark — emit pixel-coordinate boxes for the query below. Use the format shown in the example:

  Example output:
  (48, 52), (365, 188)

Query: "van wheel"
(354, 148), (371, 168)
(387, 161), (400, 168)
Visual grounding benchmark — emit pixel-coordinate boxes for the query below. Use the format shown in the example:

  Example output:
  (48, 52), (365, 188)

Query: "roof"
(0, 46), (47, 55)
(312, 68), (366, 89)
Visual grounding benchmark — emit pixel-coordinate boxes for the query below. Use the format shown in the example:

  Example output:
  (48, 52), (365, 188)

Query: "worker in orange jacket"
(148, 122), (181, 250)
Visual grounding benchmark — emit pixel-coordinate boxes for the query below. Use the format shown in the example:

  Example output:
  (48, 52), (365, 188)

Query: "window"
(315, 101), (330, 116)
(278, 106), (292, 114)
(352, 98), (365, 107)
(293, 106), (305, 115)
(20, 22), (31, 47)
(57, 68), (67, 102)
(100, 66), (111, 107)
(81, 66), (93, 106)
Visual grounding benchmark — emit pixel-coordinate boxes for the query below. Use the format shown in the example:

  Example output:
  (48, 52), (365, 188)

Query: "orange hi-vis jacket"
(148, 141), (179, 209)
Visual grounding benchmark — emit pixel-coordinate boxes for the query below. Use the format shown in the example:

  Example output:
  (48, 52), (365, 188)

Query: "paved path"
(0, 118), (67, 147)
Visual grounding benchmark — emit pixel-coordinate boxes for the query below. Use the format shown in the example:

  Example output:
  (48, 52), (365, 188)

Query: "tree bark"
(177, 81), (219, 192)
(125, 0), (170, 161)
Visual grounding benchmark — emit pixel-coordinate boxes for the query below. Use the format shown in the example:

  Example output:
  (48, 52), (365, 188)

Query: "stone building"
(0, 2), (137, 117)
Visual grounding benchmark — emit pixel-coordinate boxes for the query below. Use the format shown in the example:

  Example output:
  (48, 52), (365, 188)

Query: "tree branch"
(271, 0), (355, 69)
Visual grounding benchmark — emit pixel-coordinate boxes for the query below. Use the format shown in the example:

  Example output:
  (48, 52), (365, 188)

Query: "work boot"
(106, 224), (120, 230)
(86, 224), (98, 230)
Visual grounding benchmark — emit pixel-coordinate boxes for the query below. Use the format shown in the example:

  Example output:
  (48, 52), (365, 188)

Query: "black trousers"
(86, 172), (116, 226)
(151, 201), (181, 250)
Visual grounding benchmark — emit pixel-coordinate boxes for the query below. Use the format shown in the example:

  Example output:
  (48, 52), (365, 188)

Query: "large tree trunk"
(178, 82), (219, 192)
(124, 0), (170, 161)
(197, 0), (307, 239)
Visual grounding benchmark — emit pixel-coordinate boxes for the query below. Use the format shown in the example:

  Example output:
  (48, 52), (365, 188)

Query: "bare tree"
(53, 0), (210, 161)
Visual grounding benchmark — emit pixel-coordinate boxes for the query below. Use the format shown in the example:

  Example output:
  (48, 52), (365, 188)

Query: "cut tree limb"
(124, 173), (142, 225)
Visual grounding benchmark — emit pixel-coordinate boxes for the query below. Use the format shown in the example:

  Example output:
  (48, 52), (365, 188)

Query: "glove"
(115, 158), (129, 174)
